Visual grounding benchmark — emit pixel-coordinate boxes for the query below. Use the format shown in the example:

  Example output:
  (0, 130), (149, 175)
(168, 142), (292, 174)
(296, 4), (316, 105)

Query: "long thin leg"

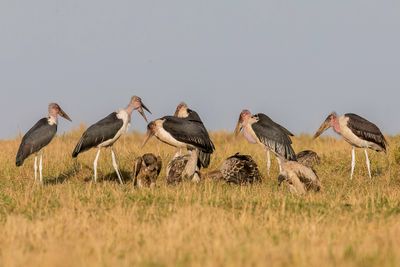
(34, 155), (38, 182)
(39, 153), (43, 184)
(364, 149), (372, 179)
(93, 148), (101, 182)
(111, 148), (124, 184)
(350, 147), (356, 180)
(266, 149), (271, 176)
(277, 157), (282, 173)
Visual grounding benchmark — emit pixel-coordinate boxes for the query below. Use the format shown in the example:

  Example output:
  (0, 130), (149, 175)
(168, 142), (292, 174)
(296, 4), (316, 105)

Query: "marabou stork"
(16, 103), (72, 183)
(132, 153), (162, 188)
(234, 110), (296, 175)
(278, 160), (321, 195)
(174, 102), (203, 122)
(174, 102), (213, 167)
(208, 153), (262, 185)
(314, 112), (387, 179)
(142, 116), (215, 182)
(72, 96), (151, 183)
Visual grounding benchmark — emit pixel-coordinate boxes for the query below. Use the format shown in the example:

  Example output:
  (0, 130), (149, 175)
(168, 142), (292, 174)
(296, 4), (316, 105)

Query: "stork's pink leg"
(34, 155), (38, 182)
(350, 147), (356, 180)
(364, 149), (372, 179)
(93, 148), (101, 182)
(265, 149), (271, 176)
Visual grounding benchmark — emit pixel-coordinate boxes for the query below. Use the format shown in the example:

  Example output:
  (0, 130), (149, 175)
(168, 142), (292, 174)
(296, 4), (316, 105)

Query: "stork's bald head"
(174, 102), (189, 118)
(234, 109), (253, 136)
(129, 96), (151, 123)
(48, 103), (72, 122)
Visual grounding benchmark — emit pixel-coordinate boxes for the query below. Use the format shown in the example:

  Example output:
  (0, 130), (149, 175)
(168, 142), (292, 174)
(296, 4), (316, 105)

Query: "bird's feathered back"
(345, 113), (387, 152)
(133, 153), (162, 187)
(296, 150), (321, 169)
(162, 116), (215, 168)
(279, 161), (321, 195)
(166, 154), (191, 185)
(16, 118), (57, 166)
(177, 109), (214, 168)
(252, 113), (296, 161)
(209, 153), (262, 184)
(72, 112), (123, 157)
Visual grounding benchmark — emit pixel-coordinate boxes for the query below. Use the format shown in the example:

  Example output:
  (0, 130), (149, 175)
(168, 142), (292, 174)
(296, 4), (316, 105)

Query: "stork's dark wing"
(256, 113), (294, 136)
(72, 112), (123, 157)
(186, 109), (203, 123)
(345, 113), (387, 152)
(162, 116), (214, 153)
(252, 114), (296, 160)
(184, 110), (215, 168)
(16, 118), (57, 166)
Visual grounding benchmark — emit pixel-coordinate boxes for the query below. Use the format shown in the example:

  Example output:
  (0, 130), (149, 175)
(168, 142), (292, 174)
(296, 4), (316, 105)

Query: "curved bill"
(234, 118), (243, 137)
(313, 118), (331, 139)
(59, 107), (72, 122)
(137, 101), (152, 123)
(142, 129), (154, 148)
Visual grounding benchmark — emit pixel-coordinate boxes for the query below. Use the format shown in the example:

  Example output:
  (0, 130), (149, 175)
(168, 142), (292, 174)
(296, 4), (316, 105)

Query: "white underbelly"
(340, 125), (371, 148)
(156, 128), (189, 148)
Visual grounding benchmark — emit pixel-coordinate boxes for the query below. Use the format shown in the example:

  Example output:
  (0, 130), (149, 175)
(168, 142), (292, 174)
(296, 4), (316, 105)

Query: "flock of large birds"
(15, 96), (388, 194)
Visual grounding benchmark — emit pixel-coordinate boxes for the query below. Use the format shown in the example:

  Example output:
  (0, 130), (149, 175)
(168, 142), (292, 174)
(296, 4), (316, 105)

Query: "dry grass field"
(1, 128), (400, 267)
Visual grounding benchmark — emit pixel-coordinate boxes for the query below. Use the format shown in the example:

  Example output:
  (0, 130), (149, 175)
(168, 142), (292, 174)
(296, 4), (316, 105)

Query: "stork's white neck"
(48, 115), (58, 125)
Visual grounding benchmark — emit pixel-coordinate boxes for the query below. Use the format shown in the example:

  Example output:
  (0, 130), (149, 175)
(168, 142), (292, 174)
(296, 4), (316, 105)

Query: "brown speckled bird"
(296, 150), (321, 169)
(165, 153), (196, 185)
(278, 160), (321, 195)
(208, 153), (262, 185)
(133, 153), (162, 188)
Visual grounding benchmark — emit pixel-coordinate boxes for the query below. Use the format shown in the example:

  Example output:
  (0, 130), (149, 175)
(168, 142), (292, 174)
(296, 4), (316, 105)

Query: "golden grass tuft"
(0, 130), (400, 267)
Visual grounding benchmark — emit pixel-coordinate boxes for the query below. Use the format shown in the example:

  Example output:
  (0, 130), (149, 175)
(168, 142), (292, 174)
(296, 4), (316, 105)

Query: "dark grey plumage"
(72, 112), (123, 157)
(183, 109), (214, 168)
(296, 150), (321, 169)
(166, 154), (192, 185)
(209, 153), (262, 185)
(162, 116), (215, 167)
(133, 153), (162, 188)
(345, 113), (387, 152)
(16, 118), (57, 166)
(252, 113), (296, 161)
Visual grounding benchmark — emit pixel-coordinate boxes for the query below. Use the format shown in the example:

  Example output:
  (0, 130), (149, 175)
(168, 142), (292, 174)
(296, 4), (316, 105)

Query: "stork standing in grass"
(16, 103), (72, 183)
(72, 96), (151, 184)
(314, 112), (387, 179)
(234, 109), (296, 175)
(174, 102), (214, 167)
(142, 116), (215, 182)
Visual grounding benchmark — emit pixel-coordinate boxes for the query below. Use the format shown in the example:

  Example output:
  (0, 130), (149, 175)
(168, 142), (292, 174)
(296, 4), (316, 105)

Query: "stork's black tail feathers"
(72, 138), (84, 158)
(16, 153), (25, 167)
(198, 151), (212, 169)
(15, 145), (28, 167)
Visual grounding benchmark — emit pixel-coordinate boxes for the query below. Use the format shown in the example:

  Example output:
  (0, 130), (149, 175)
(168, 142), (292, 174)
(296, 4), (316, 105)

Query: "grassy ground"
(0, 129), (400, 267)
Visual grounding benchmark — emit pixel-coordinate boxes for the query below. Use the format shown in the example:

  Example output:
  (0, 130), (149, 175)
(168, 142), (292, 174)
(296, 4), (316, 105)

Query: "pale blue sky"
(1, 0), (399, 139)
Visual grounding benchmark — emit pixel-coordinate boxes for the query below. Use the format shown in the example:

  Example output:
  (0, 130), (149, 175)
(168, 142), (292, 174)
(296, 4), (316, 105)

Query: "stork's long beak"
(59, 107), (72, 122)
(313, 119), (330, 139)
(234, 119), (243, 137)
(142, 128), (154, 148)
(136, 101), (152, 123)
